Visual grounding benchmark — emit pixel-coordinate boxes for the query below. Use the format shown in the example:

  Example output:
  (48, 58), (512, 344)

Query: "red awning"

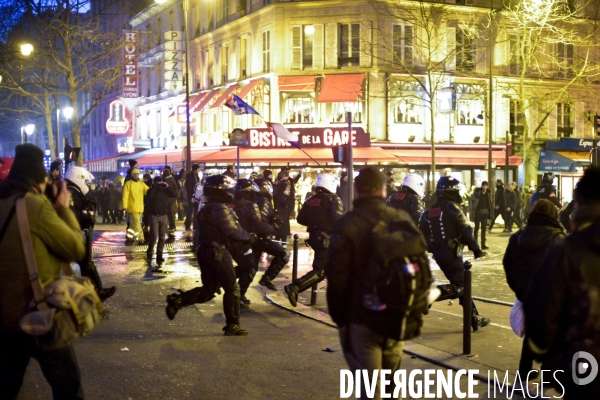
(388, 149), (522, 166)
(317, 74), (365, 103)
(192, 89), (220, 113)
(211, 85), (240, 109)
(193, 146), (396, 164)
(237, 79), (262, 99)
(278, 76), (317, 92)
(135, 149), (222, 167)
(168, 93), (208, 118)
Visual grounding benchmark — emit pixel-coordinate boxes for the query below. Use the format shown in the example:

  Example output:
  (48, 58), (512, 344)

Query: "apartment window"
(393, 98), (421, 124)
(332, 102), (362, 123)
(456, 29), (475, 72)
(283, 96), (314, 124)
(263, 31), (271, 73)
(221, 46), (229, 83)
(509, 34), (528, 76)
(292, 25), (314, 69)
(240, 37), (247, 79)
(263, 0), (271, 5)
(557, 102), (572, 136)
(223, 0), (229, 23)
(339, 23), (360, 67)
(392, 24), (413, 68)
(510, 99), (524, 135)
(557, 43), (574, 78)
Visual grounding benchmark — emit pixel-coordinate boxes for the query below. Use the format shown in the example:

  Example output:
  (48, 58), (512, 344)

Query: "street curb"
(263, 292), (504, 386)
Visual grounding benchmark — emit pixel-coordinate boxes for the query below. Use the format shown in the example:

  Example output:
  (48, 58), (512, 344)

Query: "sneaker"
(223, 324), (249, 336)
(481, 245), (489, 250)
(284, 284), (299, 307)
(258, 276), (277, 291)
(472, 315), (491, 331)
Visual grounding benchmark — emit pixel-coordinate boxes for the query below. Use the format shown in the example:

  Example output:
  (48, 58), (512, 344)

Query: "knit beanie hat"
(131, 168), (140, 175)
(8, 144), (47, 184)
(129, 159), (137, 168)
(355, 167), (386, 194)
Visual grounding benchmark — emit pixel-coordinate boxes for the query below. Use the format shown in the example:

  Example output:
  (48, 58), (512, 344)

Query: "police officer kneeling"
(165, 175), (255, 336)
(419, 177), (490, 331)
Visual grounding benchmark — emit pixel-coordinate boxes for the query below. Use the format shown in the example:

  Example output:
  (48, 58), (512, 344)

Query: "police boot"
(284, 269), (324, 307)
(259, 251), (290, 291)
(435, 284), (463, 302)
(98, 286), (117, 302)
(223, 324), (249, 336)
(165, 287), (211, 320)
(471, 302), (491, 332)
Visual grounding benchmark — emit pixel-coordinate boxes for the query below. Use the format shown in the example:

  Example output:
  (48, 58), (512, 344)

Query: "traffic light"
(64, 144), (81, 170)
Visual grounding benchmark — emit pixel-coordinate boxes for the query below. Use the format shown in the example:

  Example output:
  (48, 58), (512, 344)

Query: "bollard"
(292, 234), (299, 283)
(463, 260), (472, 355)
(310, 283), (318, 305)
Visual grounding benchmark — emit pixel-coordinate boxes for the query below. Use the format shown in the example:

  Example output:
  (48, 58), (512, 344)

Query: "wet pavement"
(15, 219), (560, 399)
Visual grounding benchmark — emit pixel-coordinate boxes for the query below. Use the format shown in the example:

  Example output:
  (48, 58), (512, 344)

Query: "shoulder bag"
(16, 197), (105, 350)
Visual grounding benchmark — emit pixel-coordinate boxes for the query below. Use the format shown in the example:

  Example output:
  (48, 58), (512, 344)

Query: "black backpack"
(358, 208), (432, 339)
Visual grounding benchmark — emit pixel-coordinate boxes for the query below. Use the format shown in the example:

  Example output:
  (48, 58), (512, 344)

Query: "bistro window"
(332, 102), (362, 123)
(392, 98), (421, 124)
(457, 99), (483, 125)
(283, 95), (315, 124)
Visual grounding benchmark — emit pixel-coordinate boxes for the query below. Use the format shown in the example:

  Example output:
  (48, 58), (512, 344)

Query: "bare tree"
(497, 0), (600, 185)
(0, 0), (131, 164)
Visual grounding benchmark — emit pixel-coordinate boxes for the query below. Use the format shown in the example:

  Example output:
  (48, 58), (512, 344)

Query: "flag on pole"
(265, 122), (299, 148)
(225, 94), (259, 115)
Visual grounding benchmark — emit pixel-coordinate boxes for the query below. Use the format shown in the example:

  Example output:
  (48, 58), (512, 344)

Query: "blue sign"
(545, 138), (600, 151)
(539, 150), (586, 172)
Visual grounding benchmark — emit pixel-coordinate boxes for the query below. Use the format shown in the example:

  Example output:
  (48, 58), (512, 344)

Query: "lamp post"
(156, 0), (192, 173)
(487, 4), (495, 201)
(21, 124), (35, 144)
(56, 106), (74, 158)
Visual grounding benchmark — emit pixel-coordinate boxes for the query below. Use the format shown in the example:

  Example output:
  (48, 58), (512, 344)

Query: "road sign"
(230, 128), (248, 146)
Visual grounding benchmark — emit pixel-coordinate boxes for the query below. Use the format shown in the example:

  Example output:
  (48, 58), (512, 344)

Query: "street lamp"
(155, 0), (192, 173)
(20, 43), (33, 56)
(56, 106), (74, 158)
(21, 123), (35, 144)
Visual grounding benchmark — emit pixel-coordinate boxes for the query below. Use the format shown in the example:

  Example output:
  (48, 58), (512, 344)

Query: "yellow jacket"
(122, 179), (149, 213)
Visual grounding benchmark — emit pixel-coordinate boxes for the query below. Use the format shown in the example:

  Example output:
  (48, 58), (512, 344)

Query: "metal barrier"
(463, 260), (472, 355)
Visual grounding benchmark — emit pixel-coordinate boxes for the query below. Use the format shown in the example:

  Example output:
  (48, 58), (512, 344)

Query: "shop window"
(392, 98), (421, 124)
(457, 99), (483, 125)
(283, 96), (315, 124)
(332, 102), (362, 123)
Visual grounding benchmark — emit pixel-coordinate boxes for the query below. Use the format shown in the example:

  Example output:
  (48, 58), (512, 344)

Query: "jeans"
(184, 202), (197, 231)
(489, 208), (504, 230)
(339, 323), (404, 400)
(148, 214), (168, 259)
(0, 332), (83, 400)
(473, 214), (489, 246)
(504, 209), (513, 231)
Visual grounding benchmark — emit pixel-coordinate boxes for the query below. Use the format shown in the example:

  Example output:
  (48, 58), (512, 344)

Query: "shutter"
(475, 29), (487, 74)
(574, 101), (584, 138)
(291, 26), (302, 70)
(215, 46), (221, 86)
(313, 24), (324, 69)
(233, 39), (240, 80)
(447, 27), (456, 71)
(548, 102), (558, 139)
(246, 35), (252, 77)
(496, 97), (510, 143)
(325, 23), (338, 69)
(360, 21), (372, 67)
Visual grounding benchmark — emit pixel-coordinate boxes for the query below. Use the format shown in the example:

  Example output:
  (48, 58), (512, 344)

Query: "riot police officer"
(165, 175), (255, 336)
(532, 172), (561, 208)
(231, 179), (278, 306)
(284, 174), (343, 307)
(64, 166), (116, 301)
(252, 178), (291, 291)
(387, 173), (425, 225)
(419, 176), (490, 331)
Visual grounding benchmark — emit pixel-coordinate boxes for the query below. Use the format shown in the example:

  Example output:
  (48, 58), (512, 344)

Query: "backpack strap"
(0, 204), (16, 244)
(15, 196), (50, 310)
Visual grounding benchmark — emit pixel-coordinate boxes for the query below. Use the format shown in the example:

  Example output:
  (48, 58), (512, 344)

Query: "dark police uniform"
(386, 188), (423, 225)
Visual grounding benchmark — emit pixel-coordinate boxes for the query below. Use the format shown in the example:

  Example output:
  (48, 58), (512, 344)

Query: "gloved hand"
(248, 232), (258, 245)
(473, 249), (484, 259)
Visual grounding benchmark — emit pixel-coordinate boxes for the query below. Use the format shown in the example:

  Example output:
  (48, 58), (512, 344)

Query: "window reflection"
(332, 102), (362, 123)
(393, 98), (421, 124)
(284, 96), (314, 123)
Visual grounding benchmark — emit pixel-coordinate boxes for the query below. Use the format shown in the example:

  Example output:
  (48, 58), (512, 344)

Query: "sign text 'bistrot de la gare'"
(244, 127), (370, 148)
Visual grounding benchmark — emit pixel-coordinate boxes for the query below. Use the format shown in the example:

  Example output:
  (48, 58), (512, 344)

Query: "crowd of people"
(1, 143), (598, 399)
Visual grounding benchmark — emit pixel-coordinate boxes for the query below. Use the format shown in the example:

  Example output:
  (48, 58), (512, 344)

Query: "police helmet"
(435, 176), (462, 204)
(234, 178), (260, 202)
(203, 174), (236, 203)
(315, 173), (339, 194)
(542, 172), (554, 184)
(65, 166), (95, 195)
(254, 178), (274, 201)
(402, 173), (425, 198)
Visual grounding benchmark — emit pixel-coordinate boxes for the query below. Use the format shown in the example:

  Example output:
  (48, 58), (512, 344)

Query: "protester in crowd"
(262, 169), (273, 183)
(503, 182), (518, 233)
(108, 181), (122, 223)
(145, 176), (171, 267)
(124, 159), (138, 184)
(337, 171), (349, 212)
(273, 179), (292, 243)
(0, 144), (86, 399)
(223, 165), (236, 179)
(123, 168), (149, 243)
(162, 168), (179, 237)
(526, 168), (600, 398)
(503, 199), (566, 379)
(469, 181), (493, 250)
(49, 158), (63, 183)
(489, 179), (505, 232)
(512, 182), (524, 229)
